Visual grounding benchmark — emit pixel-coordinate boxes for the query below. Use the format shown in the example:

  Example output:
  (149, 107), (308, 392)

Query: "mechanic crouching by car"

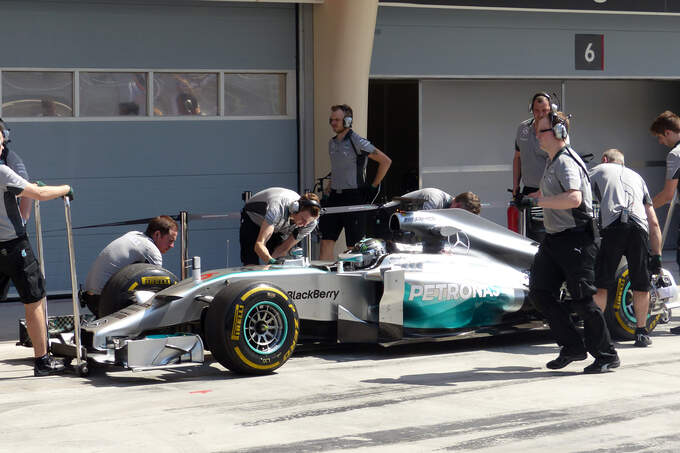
(240, 188), (320, 265)
(590, 149), (662, 347)
(0, 128), (74, 376)
(523, 110), (620, 374)
(82, 215), (178, 317)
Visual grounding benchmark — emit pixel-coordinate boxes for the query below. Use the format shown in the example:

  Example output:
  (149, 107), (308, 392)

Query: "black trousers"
(239, 211), (284, 265)
(529, 228), (617, 359)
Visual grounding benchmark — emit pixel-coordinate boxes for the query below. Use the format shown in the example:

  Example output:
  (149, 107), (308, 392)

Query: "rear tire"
(604, 266), (661, 340)
(98, 263), (178, 317)
(205, 281), (298, 375)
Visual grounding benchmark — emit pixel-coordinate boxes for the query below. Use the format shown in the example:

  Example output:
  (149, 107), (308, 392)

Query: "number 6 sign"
(575, 34), (604, 70)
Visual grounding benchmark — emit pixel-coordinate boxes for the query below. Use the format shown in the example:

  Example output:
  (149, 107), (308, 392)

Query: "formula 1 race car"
(45, 206), (680, 376)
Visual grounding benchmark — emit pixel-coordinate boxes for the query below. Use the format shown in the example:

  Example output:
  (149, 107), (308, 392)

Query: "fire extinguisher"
(507, 189), (519, 233)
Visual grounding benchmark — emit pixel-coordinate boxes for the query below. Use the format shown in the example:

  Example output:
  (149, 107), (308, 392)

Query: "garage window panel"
(1, 71), (73, 117)
(80, 72), (147, 117)
(224, 73), (286, 116)
(153, 73), (218, 117)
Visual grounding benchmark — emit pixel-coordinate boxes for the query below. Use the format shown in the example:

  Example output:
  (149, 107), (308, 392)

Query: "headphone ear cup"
(344, 116), (352, 128)
(290, 201), (299, 213)
(553, 123), (567, 140)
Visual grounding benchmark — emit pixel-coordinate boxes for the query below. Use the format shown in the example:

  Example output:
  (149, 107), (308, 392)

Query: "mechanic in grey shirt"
(524, 110), (619, 374)
(400, 188), (481, 214)
(0, 126), (73, 375)
(590, 149), (662, 347)
(319, 104), (391, 261)
(649, 110), (680, 335)
(241, 187), (321, 265)
(0, 119), (33, 300)
(512, 93), (551, 197)
(83, 216), (177, 316)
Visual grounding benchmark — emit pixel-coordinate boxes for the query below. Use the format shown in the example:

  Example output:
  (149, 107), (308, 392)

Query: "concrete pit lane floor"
(2, 264), (680, 452)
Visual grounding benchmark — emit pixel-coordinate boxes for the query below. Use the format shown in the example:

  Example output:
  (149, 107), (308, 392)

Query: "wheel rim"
(621, 280), (644, 325)
(243, 301), (288, 355)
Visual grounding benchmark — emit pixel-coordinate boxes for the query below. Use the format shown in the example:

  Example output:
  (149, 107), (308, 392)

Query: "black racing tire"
(604, 266), (661, 340)
(205, 281), (299, 375)
(98, 263), (178, 318)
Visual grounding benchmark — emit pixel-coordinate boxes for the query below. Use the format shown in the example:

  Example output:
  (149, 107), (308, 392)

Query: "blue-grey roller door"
(1, 1), (298, 294)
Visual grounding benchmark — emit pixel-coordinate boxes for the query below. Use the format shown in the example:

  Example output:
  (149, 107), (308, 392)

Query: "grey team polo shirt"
(84, 231), (162, 294)
(244, 187), (317, 240)
(329, 130), (376, 190)
(540, 147), (594, 234)
(515, 118), (548, 189)
(665, 140), (680, 183)
(0, 165), (28, 241)
(590, 163), (652, 233)
(402, 188), (453, 210)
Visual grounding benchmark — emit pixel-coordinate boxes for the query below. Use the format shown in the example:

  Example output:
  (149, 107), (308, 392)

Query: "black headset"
(290, 197), (321, 213)
(329, 104), (353, 129)
(529, 92), (551, 113)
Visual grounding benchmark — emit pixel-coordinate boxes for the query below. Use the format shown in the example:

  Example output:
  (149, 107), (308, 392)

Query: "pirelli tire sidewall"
(98, 263), (179, 318)
(605, 266), (661, 340)
(205, 281), (299, 375)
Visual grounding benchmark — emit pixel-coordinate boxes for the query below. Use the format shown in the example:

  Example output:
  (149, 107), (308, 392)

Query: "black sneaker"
(634, 328), (652, 347)
(670, 326), (680, 335)
(583, 354), (620, 374)
(34, 355), (66, 377)
(546, 350), (588, 370)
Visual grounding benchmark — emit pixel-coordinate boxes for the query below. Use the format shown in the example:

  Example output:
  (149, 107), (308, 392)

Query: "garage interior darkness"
(367, 79), (420, 203)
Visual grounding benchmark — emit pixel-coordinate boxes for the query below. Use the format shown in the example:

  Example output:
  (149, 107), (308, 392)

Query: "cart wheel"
(76, 364), (89, 377)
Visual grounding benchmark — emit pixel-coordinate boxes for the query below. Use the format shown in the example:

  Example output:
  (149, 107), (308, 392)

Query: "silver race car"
(46, 206), (680, 376)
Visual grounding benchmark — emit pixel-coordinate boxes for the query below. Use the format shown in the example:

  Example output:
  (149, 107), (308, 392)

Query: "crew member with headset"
(512, 93), (554, 241)
(319, 104), (391, 261)
(240, 187), (321, 265)
(590, 148), (662, 347)
(522, 107), (619, 374)
(0, 119), (32, 302)
(0, 124), (74, 376)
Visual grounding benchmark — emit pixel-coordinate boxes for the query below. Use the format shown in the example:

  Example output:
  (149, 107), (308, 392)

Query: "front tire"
(604, 266), (661, 340)
(205, 281), (299, 375)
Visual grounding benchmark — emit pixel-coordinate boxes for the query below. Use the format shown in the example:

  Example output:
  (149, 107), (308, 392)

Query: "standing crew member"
(0, 119), (32, 302)
(400, 188), (481, 214)
(82, 216), (177, 317)
(649, 110), (680, 335)
(512, 93), (554, 241)
(240, 188), (320, 265)
(319, 104), (391, 261)
(0, 129), (73, 376)
(590, 149), (662, 347)
(512, 93), (552, 198)
(524, 110), (619, 374)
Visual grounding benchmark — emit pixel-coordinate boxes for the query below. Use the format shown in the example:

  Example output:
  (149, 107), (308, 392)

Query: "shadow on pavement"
(362, 365), (579, 387)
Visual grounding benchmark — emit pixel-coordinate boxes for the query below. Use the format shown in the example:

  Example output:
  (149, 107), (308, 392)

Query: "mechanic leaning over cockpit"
(400, 188), (481, 214)
(240, 187), (321, 266)
(519, 107), (620, 374)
